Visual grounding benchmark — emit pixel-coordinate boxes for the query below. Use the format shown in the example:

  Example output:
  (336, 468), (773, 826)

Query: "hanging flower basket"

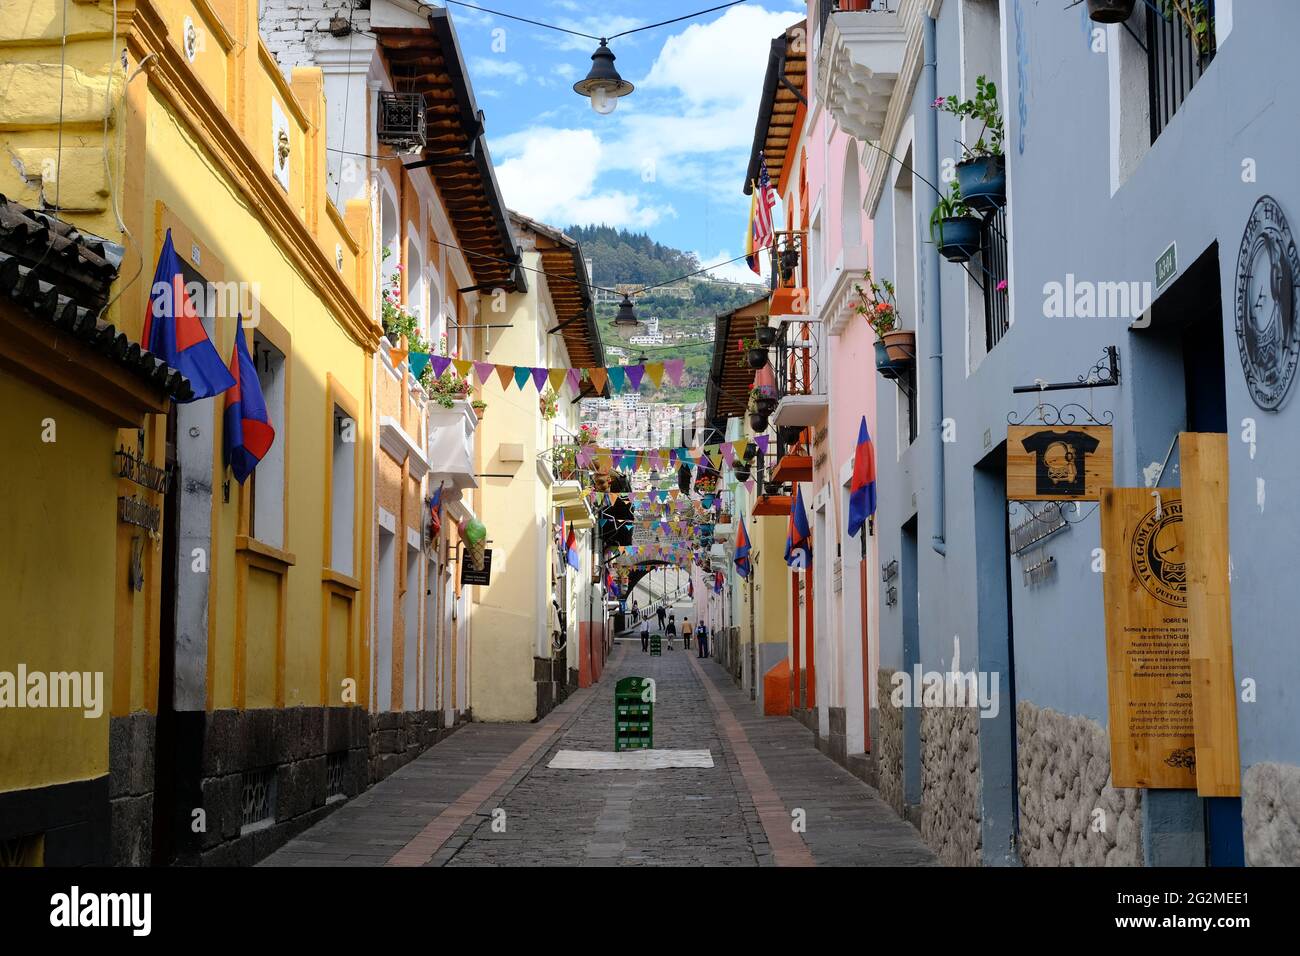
(1087, 0), (1136, 23)
(755, 326), (776, 346)
(746, 347), (768, 369)
(935, 215), (983, 263)
(955, 155), (1006, 213)
(732, 462), (752, 482)
(749, 411), (769, 432)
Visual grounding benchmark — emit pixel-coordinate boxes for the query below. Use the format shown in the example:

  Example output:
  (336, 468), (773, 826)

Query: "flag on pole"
(429, 485), (443, 537)
(847, 416), (878, 538)
(566, 527), (581, 571)
(744, 152), (777, 276)
(141, 229), (235, 401)
(734, 512), (752, 579)
(223, 325), (275, 483)
(785, 485), (811, 570)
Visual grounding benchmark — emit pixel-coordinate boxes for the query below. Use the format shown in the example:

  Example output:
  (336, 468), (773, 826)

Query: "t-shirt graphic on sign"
(1019, 429), (1100, 497)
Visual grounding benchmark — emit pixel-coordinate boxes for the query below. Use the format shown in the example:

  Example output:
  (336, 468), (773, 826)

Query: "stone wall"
(1016, 701), (1143, 866)
(876, 669), (904, 816)
(109, 712), (155, 865)
(260, 0), (370, 74)
(1243, 761), (1300, 865)
(191, 706), (368, 866)
(920, 705), (982, 866)
(368, 709), (466, 784)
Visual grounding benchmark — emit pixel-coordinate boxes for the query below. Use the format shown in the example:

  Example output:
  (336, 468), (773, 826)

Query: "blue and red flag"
(734, 512), (752, 579)
(142, 229), (235, 401)
(785, 485), (811, 569)
(565, 527), (581, 571)
(429, 485), (443, 537)
(847, 416), (878, 538)
(223, 326), (275, 484)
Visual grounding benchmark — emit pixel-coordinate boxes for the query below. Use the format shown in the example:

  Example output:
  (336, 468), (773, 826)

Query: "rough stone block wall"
(260, 0), (371, 73)
(109, 712), (155, 865)
(368, 709), (456, 784)
(1016, 700), (1143, 866)
(920, 705), (982, 866)
(196, 706), (368, 866)
(1243, 761), (1300, 865)
(876, 669), (904, 816)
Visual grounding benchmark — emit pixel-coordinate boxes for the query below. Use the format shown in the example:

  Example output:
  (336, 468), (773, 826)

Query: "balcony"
(817, 2), (905, 145)
(768, 231), (807, 318)
(1146, 0), (1216, 141)
(770, 319), (827, 429)
(426, 398), (478, 490)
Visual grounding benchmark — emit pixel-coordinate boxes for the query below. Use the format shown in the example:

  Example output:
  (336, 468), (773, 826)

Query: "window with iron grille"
(377, 91), (427, 152)
(982, 206), (1010, 351)
(326, 752), (347, 800)
(1147, 1), (1216, 142)
(240, 767), (276, 831)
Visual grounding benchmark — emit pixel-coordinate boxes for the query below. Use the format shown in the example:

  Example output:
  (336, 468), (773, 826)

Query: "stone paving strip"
(265, 641), (935, 867)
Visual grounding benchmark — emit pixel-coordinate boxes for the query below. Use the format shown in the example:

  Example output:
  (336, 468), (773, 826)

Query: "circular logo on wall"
(1131, 501), (1186, 607)
(1235, 195), (1300, 411)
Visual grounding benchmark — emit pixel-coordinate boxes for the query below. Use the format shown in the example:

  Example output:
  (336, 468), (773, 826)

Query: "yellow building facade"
(0, 0), (377, 865)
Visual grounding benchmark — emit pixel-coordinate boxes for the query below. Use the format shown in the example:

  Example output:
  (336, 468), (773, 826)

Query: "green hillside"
(569, 224), (766, 404)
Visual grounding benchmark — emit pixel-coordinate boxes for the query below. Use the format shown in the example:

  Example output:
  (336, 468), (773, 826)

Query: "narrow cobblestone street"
(262, 642), (934, 867)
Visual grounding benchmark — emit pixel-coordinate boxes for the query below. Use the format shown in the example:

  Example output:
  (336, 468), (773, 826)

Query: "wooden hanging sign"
(1100, 486), (1196, 789)
(1007, 424), (1112, 500)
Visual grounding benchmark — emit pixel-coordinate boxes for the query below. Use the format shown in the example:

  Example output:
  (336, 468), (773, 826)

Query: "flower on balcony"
(933, 74), (1005, 159)
(425, 368), (471, 408)
(853, 269), (899, 339)
(578, 423), (598, 445)
(996, 279), (1008, 293)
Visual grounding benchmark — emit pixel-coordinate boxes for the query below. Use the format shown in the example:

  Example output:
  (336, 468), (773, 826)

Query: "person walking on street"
(665, 614), (676, 651)
(681, 617), (691, 650)
(632, 598), (640, 623)
(656, 603), (666, 630)
(697, 622), (709, 658)
(640, 620), (650, 653)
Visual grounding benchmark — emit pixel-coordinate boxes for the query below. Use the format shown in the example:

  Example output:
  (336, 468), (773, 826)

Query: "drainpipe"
(920, 15), (946, 557)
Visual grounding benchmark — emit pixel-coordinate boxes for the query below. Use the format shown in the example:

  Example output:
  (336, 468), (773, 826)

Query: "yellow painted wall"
(0, 375), (117, 792)
(754, 515), (790, 649)
(0, 0), (376, 792)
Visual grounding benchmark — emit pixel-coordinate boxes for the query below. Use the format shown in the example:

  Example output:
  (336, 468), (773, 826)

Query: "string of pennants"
(401, 353), (688, 395)
(585, 490), (726, 509)
(607, 543), (697, 564)
(577, 435), (770, 474)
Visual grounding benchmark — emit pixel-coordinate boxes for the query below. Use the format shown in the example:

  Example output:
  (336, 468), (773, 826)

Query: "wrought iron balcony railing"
(773, 320), (823, 400)
(769, 230), (807, 294)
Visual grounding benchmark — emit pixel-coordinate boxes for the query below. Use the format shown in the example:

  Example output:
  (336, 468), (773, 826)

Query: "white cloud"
(493, 127), (675, 230)
(639, 5), (803, 108)
(469, 57), (530, 85)
(693, 248), (768, 285)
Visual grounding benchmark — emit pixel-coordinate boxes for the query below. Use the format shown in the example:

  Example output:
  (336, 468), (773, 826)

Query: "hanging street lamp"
(611, 293), (647, 340)
(573, 39), (634, 115)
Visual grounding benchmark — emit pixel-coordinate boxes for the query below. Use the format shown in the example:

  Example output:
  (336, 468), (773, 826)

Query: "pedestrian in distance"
(697, 622), (709, 658)
(666, 614), (676, 650)
(641, 620), (650, 653)
(657, 603), (667, 630)
(681, 617), (691, 649)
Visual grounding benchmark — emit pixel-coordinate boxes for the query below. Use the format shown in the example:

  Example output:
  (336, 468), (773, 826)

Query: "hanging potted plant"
(471, 399), (487, 420)
(738, 337), (768, 370)
(934, 75), (1005, 212)
(539, 387), (559, 421)
(930, 181), (982, 263)
(755, 324), (776, 347)
(732, 459), (752, 483)
(749, 384), (778, 417)
(855, 271), (914, 374)
(1086, 0), (1136, 24)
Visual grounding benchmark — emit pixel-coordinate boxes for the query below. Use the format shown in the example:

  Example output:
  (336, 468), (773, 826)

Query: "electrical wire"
(438, 0), (749, 42)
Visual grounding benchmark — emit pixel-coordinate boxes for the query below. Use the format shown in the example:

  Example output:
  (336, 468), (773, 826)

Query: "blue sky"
(441, 0), (804, 281)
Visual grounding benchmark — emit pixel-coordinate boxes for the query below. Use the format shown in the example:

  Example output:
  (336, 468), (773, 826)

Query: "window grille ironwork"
(1146, 1), (1215, 142)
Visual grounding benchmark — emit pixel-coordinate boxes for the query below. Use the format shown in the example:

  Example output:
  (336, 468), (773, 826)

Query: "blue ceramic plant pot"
(956, 155), (1006, 213)
(936, 215), (983, 263)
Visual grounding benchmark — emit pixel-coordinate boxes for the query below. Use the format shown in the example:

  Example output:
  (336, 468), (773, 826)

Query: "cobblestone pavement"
(263, 641), (934, 867)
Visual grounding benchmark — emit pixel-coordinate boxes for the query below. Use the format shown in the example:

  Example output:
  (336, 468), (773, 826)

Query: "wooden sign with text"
(1007, 425), (1112, 500)
(1100, 487), (1196, 789)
